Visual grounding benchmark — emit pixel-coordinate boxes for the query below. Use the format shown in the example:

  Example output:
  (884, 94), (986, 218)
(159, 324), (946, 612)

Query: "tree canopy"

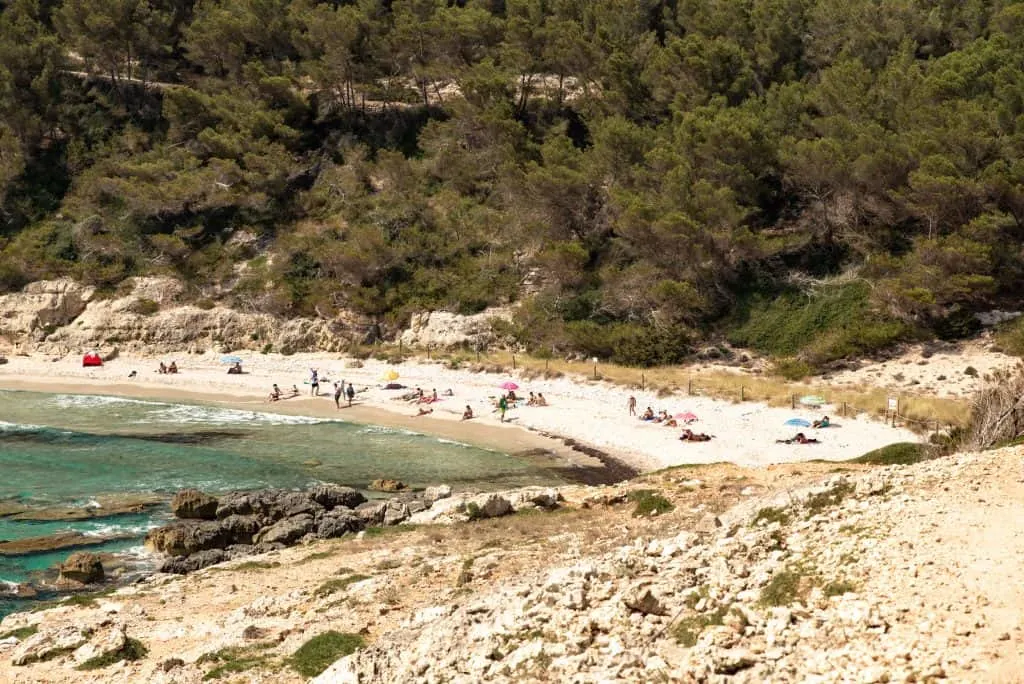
(1, 0), (1022, 366)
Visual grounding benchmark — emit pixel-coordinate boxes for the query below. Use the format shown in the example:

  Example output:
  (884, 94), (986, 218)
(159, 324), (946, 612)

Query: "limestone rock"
(71, 623), (127, 666)
(311, 484), (366, 510)
(171, 489), (219, 520)
(355, 501), (387, 525)
(622, 584), (666, 616)
(466, 493), (513, 519)
(159, 549), (228, 574)
(423, 485), (453, 504)
(58, 552), (105, 585)
(145, 520), (232, 556)
(12, 626), (90, 666)
(0, 279), (94, 344)
(382, 500), (410, 526)
(399, 307), (514, 349)
(317, 511), (364, 539)
(255, 514), (315, 546)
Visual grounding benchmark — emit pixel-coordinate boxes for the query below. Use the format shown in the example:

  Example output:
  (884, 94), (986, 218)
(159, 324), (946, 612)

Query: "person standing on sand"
(346, 382), (355, 407)
(310, 369), (319, 396)
(333, 382), (342, 409)
(498, 394), (508, 422)
(628, 395), (637, 416)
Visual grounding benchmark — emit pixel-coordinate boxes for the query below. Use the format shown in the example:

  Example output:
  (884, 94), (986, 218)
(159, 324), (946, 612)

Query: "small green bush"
(78, 637), (148, 671)
(199, 643), (275, 680)
(289, 631), (365, 678)
(772, 357), (813, 380)
(759, 569), (805, 606)
(314, 574), (372, 598)
(628, 489), (674, 517)
(849, 442), (931, 465)
(672, 605), (728, 647)
(752, 506), (791, 526)
(129, 298), (160, 316)
(823, 580), (856, 597)
(0, 625), (38, 640)
(804, 482), (854, 514)
(964, 366), (978, 377)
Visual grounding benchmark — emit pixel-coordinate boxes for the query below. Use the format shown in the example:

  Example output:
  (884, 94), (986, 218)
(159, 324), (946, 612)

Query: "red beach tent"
(82, 351), (103, 367)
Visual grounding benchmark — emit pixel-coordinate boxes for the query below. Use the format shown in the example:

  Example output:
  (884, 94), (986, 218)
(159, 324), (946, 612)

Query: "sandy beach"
(0, 350), (920, 473)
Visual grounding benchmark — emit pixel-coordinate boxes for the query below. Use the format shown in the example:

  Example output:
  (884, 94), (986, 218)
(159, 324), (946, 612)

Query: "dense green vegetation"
(2, 0), (1024, 365)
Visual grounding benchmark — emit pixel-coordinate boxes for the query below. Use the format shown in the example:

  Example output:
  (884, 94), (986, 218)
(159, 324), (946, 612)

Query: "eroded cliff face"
(0, 278), (375, 354)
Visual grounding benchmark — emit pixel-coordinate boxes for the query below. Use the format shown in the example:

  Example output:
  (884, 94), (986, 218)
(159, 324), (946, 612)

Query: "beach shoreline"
(0, 349), (921, 475)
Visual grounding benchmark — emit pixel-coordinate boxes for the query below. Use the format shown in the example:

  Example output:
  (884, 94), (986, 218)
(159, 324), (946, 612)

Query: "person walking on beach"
(346, 382), (355, 407)
(498, 394), (508, 422)
(333, 382), (342, 409)
(628, 395), (636, 416)
(310, 369), (319, 396)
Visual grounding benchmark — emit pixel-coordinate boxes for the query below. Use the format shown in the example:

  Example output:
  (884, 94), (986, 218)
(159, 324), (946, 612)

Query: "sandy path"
(0, 351), (919, 472)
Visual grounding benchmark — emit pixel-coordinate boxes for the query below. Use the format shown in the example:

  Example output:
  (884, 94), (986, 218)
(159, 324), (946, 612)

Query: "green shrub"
(314, 574), (372, 598)
(752, 506), (791, 526)
(129, 298), (160, 316)
(804, 482), (855, 513)
(199, 643), (276, 680)
(995, 318), (1024, 356)
(672, 604), (728, 647)
(823, 580), (856, 597)
(772, 357), (813, 380)
(289, 631), (365, 678)
(728, 282), (908, 365)
(849, 442), (932, 465)
(628, 489), (674, 517)
(78, 638), (148, 671)
(759, 569), (807, 606)
(0, 625), (38, 640)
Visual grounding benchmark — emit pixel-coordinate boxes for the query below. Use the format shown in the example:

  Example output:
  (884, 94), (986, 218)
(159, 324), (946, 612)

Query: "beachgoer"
(664, 418), (678, 427)
(537, 393), (547, 406)
(346, 382), (355, 407)
(462, 405), (474, 420)
(168, 361), (178, 374)
(128, 370), (137, 378)
(498, 394), (508, 422)
(431, 388), (438, 403)
(290, 385), (300, 397)
(415, 387), (424, 402)
(158, 362), (167, 374)
(641, 407), (654, 421)
(527, 392), (536, 406)
(628, 395), (636, 416)
(310, 369), (319, 396)
(333, 382), (342, 409)
(443, 389), (454, 396)
(813, 416), (831, 428)
(227, 361), (242, 375)
(416, 407), (433, 416)
(268, 384), (282, 402)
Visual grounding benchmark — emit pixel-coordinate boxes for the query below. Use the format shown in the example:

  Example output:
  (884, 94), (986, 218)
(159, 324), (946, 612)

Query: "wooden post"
(426, 345), (431, 360)
(688, 378), (693, 395)
(641, 373), (645, 391)
(791, 394), (796, 409)
(740, 386), (745, 401)
(545, 359), (549, 372)
(593, 362), (598, 379)
(512, 354), (516, 370)
(842, 402), (847, 418)
(398, 339), (403, 357)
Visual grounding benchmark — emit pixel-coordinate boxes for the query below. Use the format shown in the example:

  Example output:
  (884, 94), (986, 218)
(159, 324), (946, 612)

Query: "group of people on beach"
(157, 361), (178, 374)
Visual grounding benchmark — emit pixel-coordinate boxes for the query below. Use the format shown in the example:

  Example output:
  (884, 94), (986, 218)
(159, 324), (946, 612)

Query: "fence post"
(426, 344), (430, 360)
(740, 386), (745, 401)
(545, 359), (549, 372)
(842, 402), (847, 418)
(791, 394), (796, 410)
(641, 373), (645, 391)
(688, 378), (693, 395)
(512, 354), (516, 370)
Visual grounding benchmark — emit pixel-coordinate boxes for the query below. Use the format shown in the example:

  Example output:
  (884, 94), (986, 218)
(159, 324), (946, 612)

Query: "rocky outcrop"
(57, 552), (105, 586)
(147, 484), (563, 574)
(0, 279), (95, 348)
(369, 479), (407, 492)
(11, 625), (92, 666)
(399, 307), (514, 350)
(170, 489), (218, 520)
(0, 277), (374, 354)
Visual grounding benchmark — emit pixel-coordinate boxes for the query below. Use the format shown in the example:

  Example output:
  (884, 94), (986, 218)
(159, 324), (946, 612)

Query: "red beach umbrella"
(500, 381), (519, 390)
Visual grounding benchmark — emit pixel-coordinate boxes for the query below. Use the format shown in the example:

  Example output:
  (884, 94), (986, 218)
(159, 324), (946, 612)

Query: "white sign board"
(887, 397), (898, 411)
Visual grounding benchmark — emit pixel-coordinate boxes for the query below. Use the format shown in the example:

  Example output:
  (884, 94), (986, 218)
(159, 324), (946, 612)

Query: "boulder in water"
(58, 552), (105, 585)
(369, 478), (408, 492)
(171, 489), (219, 520)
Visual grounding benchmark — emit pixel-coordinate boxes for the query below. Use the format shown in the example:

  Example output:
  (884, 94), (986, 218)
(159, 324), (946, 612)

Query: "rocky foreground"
(1, 449), (1023, 682)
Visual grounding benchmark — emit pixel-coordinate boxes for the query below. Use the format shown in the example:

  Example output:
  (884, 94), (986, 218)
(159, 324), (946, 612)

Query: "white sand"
(0, 350), (920, 472)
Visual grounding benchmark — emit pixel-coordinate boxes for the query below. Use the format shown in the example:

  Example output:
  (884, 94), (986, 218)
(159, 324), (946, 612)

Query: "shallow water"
(0, 389), (569, 618)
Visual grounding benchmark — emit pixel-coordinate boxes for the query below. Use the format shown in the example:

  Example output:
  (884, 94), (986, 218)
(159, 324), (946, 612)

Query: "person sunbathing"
(462, 405), (474, 420)
(508, 390), (518, 402)
(289, 385), (300, 397)
(640, 407), (655, 421)
(227, 362), (243, 375)
(777, 432), (819, 444)
(415, 407), (434, 416)
(812, 416), (831, 428)
(679, 429), (712, 442)
(663, 418), (678, 427)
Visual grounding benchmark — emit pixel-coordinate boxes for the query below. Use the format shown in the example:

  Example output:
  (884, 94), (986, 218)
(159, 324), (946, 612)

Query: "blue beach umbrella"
(220, 354), (243, 364)
(785, 418), (811, 427)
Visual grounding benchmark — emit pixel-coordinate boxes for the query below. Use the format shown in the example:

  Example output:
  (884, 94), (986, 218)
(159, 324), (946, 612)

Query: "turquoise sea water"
(0, 389), (569, 618)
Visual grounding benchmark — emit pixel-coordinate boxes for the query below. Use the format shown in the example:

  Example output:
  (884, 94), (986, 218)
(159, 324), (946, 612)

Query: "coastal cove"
(0, 387), (595, 619)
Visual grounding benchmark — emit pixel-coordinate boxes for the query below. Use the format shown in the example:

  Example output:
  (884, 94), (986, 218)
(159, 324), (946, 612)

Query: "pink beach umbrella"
(676, 411), (698, 423)
(500, 381), (519, 391)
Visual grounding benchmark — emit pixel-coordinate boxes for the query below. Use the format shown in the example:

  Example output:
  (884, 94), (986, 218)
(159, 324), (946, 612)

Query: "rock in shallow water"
(58, 552), (105, 586)
(170, 489), (219, 520)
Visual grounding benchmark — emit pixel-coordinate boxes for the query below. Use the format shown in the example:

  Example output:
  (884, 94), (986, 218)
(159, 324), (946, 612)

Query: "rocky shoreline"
(146, 483), (563, 575)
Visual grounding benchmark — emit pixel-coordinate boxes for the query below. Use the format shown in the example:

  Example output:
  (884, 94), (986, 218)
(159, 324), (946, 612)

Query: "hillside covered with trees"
(2, 0), (1024, 368)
